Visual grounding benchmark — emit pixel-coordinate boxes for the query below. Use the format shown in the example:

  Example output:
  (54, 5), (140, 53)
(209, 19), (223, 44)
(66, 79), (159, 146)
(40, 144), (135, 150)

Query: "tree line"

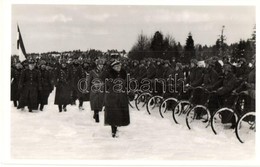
(127, 25), (256, 64)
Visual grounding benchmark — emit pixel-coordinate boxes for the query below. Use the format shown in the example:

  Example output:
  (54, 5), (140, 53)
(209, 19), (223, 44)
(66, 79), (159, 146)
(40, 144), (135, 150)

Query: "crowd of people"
(11, 53), (255, 137)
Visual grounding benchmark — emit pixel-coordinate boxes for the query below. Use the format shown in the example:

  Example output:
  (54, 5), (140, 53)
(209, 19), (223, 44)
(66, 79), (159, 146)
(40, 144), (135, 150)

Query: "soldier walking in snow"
(18, 59), (42, 112)
(88, 58), (105, 123)
(101, 59), (130, 138)
(54, 59), (72, 112)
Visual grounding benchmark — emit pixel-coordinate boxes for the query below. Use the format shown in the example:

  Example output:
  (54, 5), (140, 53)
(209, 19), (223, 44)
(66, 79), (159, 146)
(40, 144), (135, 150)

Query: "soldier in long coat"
(70, 59), (80, 105)
(18, 59), (41, 112)
(88, 59), (105, 122)
(38, 61), (53, 111)
(54, 59), (72, 112)
(11, 62), (23, 107)
(102, 60), (130, 138)
(75, 59), (90, 110)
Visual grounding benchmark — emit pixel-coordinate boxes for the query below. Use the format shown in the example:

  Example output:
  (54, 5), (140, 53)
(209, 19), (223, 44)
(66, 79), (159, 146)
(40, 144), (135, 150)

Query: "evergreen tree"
(183, 32), (195, 64)
(150, 31), (164, 59)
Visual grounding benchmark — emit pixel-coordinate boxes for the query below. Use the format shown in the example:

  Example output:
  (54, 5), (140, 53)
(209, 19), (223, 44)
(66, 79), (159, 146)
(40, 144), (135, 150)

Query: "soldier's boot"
(79, 101), (84, 111)
(13, 101), (17, 107)
(94, 110), (99, 123)
(111, 126), (118, 138)
(63, 105), (67, 112)
(95, 114), (99, 123)
(58, 105), (62, 112)
(40, 104), (44, 111)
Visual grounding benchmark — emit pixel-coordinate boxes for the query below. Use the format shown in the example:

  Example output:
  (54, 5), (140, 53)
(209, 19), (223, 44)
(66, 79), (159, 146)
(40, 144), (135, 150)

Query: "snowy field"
(11, 91), (255, 161)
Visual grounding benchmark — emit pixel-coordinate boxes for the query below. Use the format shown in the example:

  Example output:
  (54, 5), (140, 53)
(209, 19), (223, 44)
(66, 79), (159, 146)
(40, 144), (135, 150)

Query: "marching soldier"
(11, 62), (23, 107)
(54, 59), (72, 112)
(101, 60), (130, 138)
(75, 59), (91, 110)
(18, 59), (42, 112)
(38, 60), (53, 111)
(88, 58), (105, 123)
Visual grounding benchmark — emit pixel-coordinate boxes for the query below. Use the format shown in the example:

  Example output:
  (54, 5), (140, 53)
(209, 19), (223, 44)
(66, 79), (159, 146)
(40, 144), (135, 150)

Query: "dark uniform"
(18, 60), (41, 112)
(70, 61), (80, 105)
(102, 60), (130, 137)
(154, 61), (164, 95)
(236, 59), (249, 80)
(187, 66), (204, 87)
(88, 61), (105, 122)
(75, 62), (90, 109)
(162, 61), (174, 97)
(38, 65), (53, 111)
(11, 64), (23, 107)
(54, 62), (72, 112)
(203, 61), (220, 89)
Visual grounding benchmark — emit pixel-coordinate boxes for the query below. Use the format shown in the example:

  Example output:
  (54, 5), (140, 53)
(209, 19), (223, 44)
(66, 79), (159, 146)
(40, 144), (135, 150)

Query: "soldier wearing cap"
(101, 59), (130, 138)
(87, 58), (105, 123)
(54, 59), (72, 112)
(162, 60), (174, 97)
(18, 59), (42, 112)
(11, 62), (23, 107)
(234, 55), (255, 100)
(75, 59), (91, 110)
(70, 59), (81, 105)
(38, 60), (53, 111)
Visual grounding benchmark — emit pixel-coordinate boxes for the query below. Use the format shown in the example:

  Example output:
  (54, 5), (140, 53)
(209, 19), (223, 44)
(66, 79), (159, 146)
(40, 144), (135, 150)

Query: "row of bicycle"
(128, 86), (256, 143)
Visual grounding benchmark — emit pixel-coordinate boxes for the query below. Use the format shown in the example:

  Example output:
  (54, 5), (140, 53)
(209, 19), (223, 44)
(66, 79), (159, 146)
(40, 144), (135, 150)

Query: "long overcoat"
(75, 65), (90, 101)
(54, 66), (72, 105)
(38, 69), (53, 105)
(18, 68), (41, 109)
(11, 67), (22, 101)
(88, 68), (105, 111)
(102, 68), (130, 127)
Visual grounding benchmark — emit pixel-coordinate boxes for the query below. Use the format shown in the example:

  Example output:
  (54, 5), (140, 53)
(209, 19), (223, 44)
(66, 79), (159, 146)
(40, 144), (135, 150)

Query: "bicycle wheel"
(146, 95), (164, 115)
(211, 107), (238, 135)
(173, 100), (192, 124)
(186, 105), (211, 130)
(135, 92), (152, 111)
(235, 112), (255, 143)
(159, 97), (178, 118)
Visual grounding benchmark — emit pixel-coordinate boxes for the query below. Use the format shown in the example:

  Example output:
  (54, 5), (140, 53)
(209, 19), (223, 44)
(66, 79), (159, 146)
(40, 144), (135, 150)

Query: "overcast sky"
(11, 5), (255, 54)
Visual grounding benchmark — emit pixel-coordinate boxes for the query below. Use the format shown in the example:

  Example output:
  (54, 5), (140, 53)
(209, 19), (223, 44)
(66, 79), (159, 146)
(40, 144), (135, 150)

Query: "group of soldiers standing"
(11, 54), (255, 136)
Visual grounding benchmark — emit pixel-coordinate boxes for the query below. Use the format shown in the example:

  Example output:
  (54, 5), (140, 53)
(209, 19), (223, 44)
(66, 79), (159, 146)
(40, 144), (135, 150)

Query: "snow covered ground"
(11, 91), (255, 161)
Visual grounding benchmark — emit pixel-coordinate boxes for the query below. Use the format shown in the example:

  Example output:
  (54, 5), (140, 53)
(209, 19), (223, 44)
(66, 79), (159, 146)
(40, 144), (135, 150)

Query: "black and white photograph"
(0, 0), (259, 166)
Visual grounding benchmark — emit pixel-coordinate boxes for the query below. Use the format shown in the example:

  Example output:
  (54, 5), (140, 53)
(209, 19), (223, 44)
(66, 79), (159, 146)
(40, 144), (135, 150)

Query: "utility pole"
(219, 25), (226, 58)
